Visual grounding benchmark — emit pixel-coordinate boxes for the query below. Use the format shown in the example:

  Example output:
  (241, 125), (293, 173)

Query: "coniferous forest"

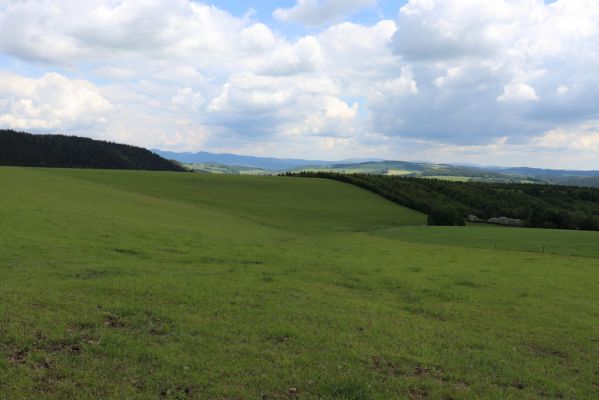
(287, 172), (599, 231)
(0, 130), (185, 172)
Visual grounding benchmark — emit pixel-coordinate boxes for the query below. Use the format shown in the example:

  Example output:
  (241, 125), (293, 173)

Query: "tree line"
(0, 130), (185, 172)
(285, 172), (599, 231)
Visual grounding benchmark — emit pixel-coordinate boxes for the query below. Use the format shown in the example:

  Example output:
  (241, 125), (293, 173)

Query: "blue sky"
(208, 0), (404, 20)
(1, 0), (598, 169)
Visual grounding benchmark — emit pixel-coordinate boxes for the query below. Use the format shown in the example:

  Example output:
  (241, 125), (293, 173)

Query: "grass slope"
(1, 168), (598, 399)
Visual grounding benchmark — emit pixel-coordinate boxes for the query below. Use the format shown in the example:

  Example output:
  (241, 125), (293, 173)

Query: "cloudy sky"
(1, 0), (599, 168)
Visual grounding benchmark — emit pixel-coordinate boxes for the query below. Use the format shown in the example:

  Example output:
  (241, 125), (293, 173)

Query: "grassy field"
(1, 167), (598, 399)
(374, 225), (599, 258)
(184, 163), (270, 175)
(386, 170), (412, 176)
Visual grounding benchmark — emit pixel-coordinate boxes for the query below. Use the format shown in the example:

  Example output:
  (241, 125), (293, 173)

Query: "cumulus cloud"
(0, 72), (112, 130)
(0, 0), (599, 167)
(273, 0), (376, 27)
(207, 73), (358, 140)
(497, 83), (540, 103)
(0, 0), (247, 70)
(371, 0), (599, 145)
(384, 127), (599, 170)
(532, 122), (599, 151)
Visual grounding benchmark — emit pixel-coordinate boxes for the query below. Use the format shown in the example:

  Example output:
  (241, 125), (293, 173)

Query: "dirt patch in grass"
(159, 386), (195, 399)
(408, 387), (429, 399)
(148, 318), (174, 336)
(104, 313), (124, 328)
(370, 356), (405, 376)
(8, 349), (27, 364)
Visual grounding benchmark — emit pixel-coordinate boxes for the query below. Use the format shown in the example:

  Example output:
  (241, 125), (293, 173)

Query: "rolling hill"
(0, 130), (185, 171)
(1, 167), (598, 399)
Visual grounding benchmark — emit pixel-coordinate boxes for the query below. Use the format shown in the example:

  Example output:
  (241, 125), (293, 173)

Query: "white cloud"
(273, 0), (376, 27)
(393, 0), (510, 61)
(532, 122), (599, 151)
(0, 0), (247, 70)
(93, 66), (136, 80)
(497, 83), (539, 102)
(0, 0), (599, 167)
(0, 72), (112, 130)
(556, 85), (569, 96)
(206, 73), (358, 141)
(364, 0), (599, 147)
(171, 87), (205, 110)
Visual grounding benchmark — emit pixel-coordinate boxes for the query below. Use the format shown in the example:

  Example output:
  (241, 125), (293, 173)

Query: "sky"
(1, 0), (599, 169)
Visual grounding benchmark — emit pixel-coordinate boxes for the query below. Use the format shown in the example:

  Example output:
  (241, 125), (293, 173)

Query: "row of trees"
(285, 172), (599, 231)
(0, 130), (186, 172)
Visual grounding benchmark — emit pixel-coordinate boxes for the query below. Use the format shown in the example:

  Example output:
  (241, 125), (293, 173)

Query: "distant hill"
(482, 167), (599, 187)
(156, 149), (599, 187)
(546, 176), (599, 188)
(0, 130), (185, 171)
(287, 160), (545, 183)
(488, 166), (599, 178)
(153, 149), (383, 170)
(153, 149), (332, 170)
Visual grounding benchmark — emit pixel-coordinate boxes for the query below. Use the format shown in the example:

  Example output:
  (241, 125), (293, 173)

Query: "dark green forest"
(0, 130), (185, 172)
(287, 172), (599, 231)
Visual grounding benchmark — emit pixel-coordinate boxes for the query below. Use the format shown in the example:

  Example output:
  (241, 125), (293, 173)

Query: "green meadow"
(374, 225), (599, 258)
(1, 167), (598, 399)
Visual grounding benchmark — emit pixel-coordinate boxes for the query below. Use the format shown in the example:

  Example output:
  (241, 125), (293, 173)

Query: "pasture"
(0, 168), (597, 399)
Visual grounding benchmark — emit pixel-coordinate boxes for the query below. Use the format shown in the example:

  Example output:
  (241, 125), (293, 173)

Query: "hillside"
(1, 167), (597, 399)
(0, 130), (185, 171)
(289, 172), (599, 231)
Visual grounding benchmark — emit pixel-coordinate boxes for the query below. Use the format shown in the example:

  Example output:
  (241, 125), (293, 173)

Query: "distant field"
(1, 167), (598, 399)
(184, 163), (270, 175)
(386, 169), (412, 176)
(423, 175), (471, 182)
(373, 225), (599, 258)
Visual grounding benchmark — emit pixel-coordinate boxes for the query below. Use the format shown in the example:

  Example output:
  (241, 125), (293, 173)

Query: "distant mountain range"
(153, 150), (380, 171)
(157, 149), (599, 187)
